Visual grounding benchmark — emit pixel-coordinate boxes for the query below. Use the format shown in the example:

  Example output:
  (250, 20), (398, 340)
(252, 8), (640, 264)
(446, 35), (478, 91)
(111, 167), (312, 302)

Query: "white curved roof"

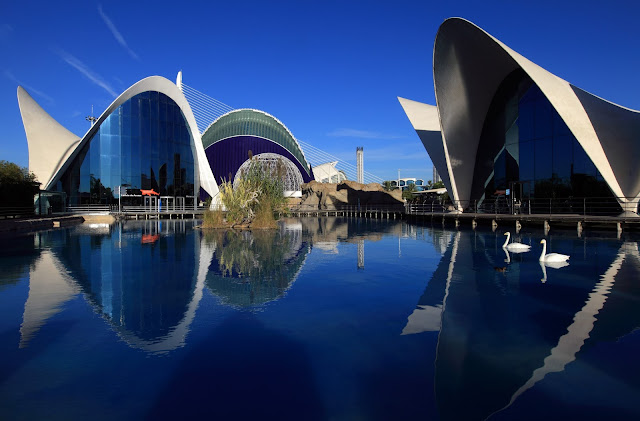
(202, 108), (311, 172)
(19, 76), (220, 201)
(401, 17), (640, 210)
(17, 87), (81, 187)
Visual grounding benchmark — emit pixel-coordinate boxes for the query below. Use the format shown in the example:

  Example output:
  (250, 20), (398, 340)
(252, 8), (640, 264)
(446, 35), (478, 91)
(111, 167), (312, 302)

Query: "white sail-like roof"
(401, 17), (640, 213)
(17, 87), (81, 188)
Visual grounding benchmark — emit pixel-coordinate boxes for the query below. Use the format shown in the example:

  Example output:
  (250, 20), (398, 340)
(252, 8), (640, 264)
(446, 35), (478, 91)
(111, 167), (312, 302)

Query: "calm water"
(0, 218), (639, 420)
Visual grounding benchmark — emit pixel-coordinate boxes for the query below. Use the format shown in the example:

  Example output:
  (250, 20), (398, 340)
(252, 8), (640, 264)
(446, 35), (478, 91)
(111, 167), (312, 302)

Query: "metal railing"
(285, 204), (405, 214)
(0, 206), (35, 219)
(406, 196), (635, 217)
(119, 205), (204, 213)
(66, 205), (111, 214)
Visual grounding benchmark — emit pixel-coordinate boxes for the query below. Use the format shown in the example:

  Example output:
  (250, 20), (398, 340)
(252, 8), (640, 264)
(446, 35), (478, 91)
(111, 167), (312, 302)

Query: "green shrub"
(216, 156), (286, 228)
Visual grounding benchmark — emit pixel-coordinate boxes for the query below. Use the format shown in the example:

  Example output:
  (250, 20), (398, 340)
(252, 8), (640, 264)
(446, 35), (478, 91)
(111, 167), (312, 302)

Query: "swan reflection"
(539, 260), (570, 283)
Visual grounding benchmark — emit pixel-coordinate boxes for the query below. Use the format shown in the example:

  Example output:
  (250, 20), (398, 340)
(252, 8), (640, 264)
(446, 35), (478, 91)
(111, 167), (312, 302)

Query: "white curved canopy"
(401, 17), (640, 212)
(17, 87), (81, 187)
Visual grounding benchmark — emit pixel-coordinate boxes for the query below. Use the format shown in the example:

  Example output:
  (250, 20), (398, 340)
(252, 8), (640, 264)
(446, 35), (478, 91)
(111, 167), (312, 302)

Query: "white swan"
(503, 232), (531, 252)
(539, 239), (570, 262)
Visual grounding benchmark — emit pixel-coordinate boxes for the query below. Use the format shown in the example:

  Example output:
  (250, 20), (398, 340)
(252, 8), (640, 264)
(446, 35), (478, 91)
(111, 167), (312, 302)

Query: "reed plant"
(206, 154), (285, 228)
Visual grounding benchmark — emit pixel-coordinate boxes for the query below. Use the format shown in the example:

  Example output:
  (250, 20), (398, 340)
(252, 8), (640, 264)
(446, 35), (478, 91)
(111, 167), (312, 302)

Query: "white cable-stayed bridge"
(180, 81), (385, 185)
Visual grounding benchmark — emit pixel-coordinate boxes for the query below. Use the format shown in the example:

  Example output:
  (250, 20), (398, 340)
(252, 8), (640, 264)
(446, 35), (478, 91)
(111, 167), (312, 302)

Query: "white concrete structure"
(313, 161), (347, 184)
(400, 18), (640, 216)
(17, 87), (81, 189)
(356, 146), (363, 184)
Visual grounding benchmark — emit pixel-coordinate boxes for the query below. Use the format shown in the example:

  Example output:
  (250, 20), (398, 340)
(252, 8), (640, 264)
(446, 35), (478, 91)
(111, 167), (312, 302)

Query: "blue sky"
(1, 0), (639, 183)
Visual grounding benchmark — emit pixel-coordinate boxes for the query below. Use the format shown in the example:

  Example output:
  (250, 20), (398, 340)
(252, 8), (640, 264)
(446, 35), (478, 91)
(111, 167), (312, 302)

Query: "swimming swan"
(503, 232), (531, 251)
(539, 239), (570, 262)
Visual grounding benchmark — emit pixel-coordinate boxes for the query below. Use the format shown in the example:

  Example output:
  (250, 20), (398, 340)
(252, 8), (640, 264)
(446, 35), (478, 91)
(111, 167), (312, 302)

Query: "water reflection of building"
(19, 249), (79, 347)
(403, 230), (640, 420)
(204, 221), (310, 308)
(401, 231), (456, 335)
(19, 220), (212, 354)
(294, 217), (413, 268)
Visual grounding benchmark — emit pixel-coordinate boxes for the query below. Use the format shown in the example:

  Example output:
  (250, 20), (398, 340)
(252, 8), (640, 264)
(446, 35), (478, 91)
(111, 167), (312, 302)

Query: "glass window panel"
(122, 114), (131, 136)
(90, 135), (100, 178)
(131, 97), (140, 117)
(534, 100), (553, 139)
(519, 140), (534, 182)
(150, 119), (159, 142)
(552, 135), (572, 179)
(534, 137), (552, 181)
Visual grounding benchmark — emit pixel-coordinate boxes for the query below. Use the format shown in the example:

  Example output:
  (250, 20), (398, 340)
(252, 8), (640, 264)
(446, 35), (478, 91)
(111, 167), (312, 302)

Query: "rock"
(299, 181), (403, 210)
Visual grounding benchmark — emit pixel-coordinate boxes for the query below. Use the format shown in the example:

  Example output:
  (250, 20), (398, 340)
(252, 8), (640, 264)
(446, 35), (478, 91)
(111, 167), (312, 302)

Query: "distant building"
(313, 161), (347, 184)
(356, 147), (364, 184)
(433, 167), (441, 184)
(385, 177), (425, 191)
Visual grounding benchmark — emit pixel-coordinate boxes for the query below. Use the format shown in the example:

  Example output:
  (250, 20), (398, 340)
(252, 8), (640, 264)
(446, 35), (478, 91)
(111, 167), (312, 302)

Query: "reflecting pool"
(0, 218), (639, 420)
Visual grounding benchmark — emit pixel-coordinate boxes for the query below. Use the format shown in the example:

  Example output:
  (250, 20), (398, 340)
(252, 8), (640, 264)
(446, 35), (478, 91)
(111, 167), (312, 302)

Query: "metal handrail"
(0, 206), (35, 218)
(285, 204), (405, 213)
(405, 196), (637, 217)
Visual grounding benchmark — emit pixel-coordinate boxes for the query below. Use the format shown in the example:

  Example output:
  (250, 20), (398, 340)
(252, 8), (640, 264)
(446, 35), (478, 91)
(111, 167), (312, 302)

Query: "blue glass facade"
(472, 70), (614, 207)
(57, 92), (197, 205)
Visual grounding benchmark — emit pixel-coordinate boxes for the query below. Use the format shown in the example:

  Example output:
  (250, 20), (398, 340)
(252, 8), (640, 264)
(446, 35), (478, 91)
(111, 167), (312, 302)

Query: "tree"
(0, 161), (40, 213)
(382, 180), (396, 191)
(402, 183), (418, 201)
(0, 161), (37, 185)
(426, 179), (445, 190)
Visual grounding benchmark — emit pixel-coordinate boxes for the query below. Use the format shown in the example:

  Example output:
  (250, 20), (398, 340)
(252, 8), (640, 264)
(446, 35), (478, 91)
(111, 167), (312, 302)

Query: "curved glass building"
(17, 76), (220, 208)
(202, 109), (314, 195)
(400, 18), (640, 216)
(59, 91), (196, 204)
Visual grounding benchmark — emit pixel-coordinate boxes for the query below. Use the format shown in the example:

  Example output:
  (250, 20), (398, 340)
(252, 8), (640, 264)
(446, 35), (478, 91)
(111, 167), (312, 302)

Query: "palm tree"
(402, 183), (418, 201)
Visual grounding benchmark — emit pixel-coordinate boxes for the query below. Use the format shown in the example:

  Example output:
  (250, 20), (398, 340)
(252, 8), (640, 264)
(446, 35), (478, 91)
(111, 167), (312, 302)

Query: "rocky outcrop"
(299, 181), (403, 210)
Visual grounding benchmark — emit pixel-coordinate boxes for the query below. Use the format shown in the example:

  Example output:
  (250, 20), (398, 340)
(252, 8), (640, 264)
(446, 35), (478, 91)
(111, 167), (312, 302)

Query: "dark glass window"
(474, 69), (615, 212)
(56, 92), (198, 205)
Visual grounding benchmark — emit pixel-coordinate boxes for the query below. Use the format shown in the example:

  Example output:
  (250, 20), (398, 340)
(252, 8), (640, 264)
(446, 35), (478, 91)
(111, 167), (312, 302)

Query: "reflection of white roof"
(20, 251), (79, 348)
(401, 305), (442, 335)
